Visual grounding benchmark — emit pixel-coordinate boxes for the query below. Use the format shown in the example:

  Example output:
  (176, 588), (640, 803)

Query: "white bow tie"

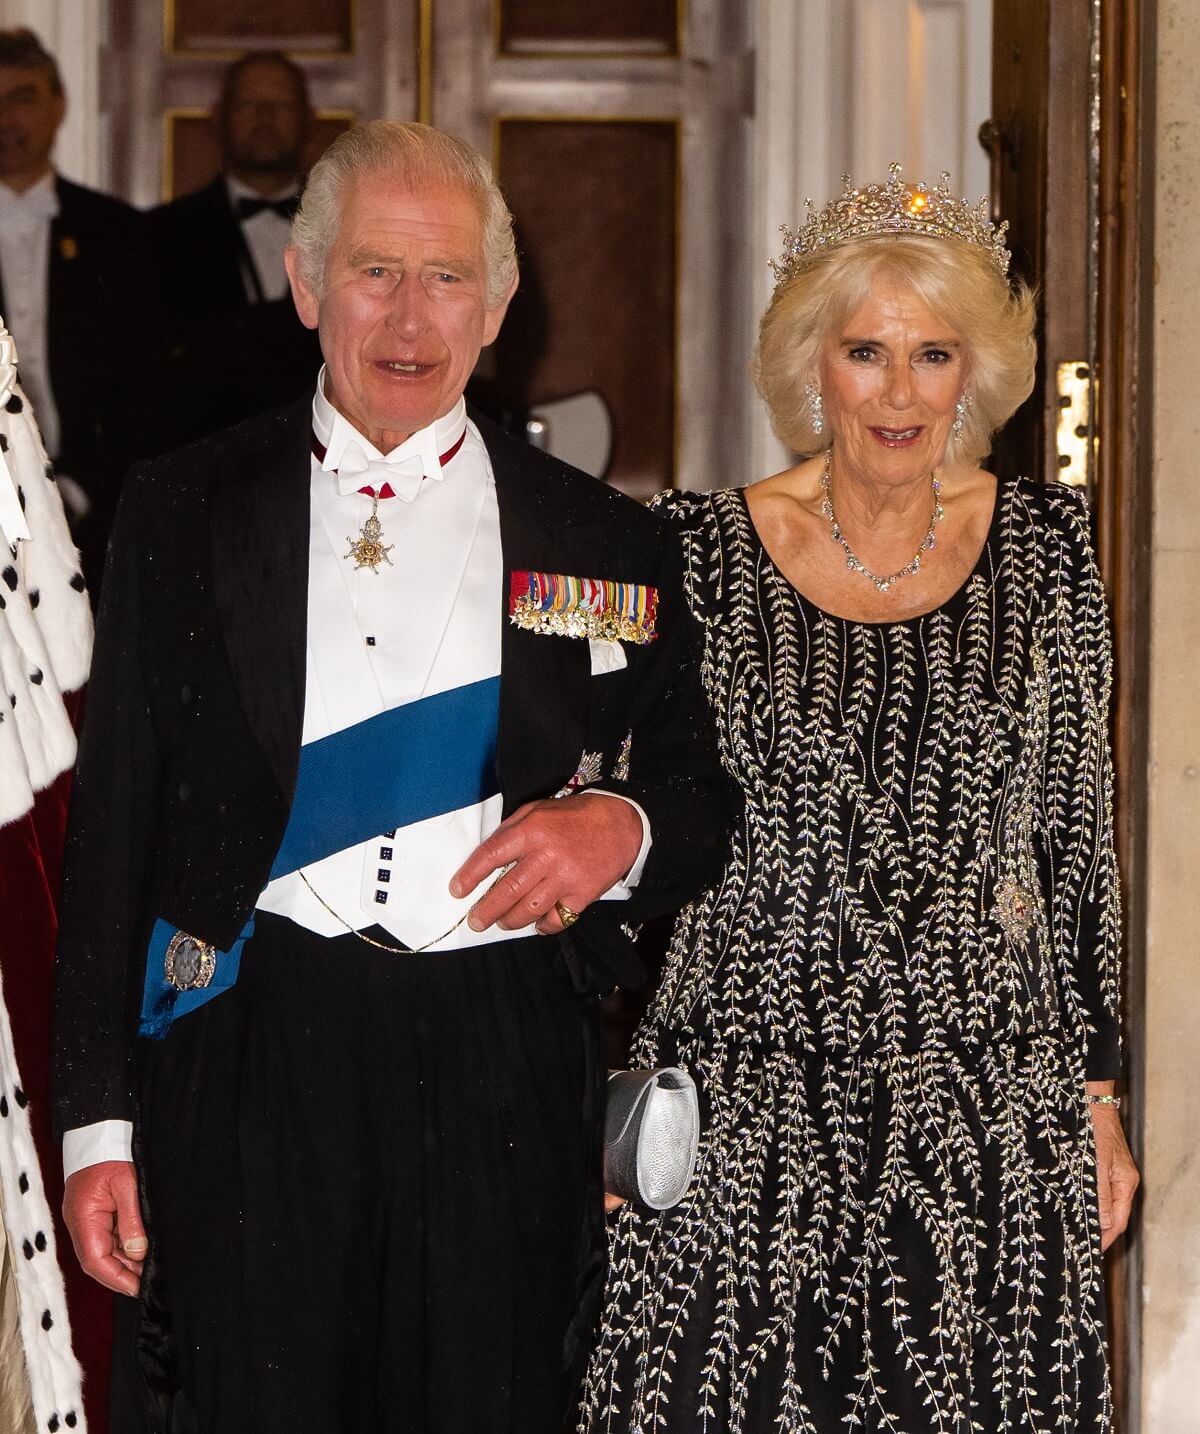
(335, 443), (430, 503)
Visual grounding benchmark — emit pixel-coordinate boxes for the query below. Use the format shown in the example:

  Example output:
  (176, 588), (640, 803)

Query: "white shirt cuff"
(589, 790), (652, 900)
(63, 1120), (134, 1180)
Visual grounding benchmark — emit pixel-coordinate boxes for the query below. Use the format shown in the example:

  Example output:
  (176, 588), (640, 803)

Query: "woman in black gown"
(581, 168), (1138, 1433)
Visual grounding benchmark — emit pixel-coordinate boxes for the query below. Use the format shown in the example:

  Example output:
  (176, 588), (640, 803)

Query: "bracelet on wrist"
(1088, 1094), (1121, 1108)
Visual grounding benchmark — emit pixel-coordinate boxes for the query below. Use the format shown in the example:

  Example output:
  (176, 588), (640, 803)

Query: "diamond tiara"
(770, 162), (1011, 287)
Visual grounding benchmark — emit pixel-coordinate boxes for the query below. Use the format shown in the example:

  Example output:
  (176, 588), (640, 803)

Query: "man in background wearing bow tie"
(0, 27), (155, 599)
(53, 119), (735, 1433)
(150, 50), (323, 448)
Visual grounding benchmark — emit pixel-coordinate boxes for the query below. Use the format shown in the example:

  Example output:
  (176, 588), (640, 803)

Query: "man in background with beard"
(150, 50), (323, 446)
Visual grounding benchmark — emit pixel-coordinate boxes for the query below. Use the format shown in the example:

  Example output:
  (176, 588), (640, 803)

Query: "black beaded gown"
(579, 478), (1120, 1434)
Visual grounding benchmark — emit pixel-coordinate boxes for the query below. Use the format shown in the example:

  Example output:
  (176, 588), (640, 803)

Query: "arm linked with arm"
(578, 525), (740, 927)
(449, 517), (739, 987)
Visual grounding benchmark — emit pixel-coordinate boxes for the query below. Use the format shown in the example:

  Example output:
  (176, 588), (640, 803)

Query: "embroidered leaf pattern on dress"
(580, 482), (1118, 1434)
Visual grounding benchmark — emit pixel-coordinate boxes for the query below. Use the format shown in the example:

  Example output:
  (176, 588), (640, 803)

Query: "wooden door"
(107, 0), (750, 498)
(987, 1), (1154, 1427)
(986, 0), (1092, 492)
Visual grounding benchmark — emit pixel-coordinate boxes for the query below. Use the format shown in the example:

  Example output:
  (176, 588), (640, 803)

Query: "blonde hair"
(753, 234), (1036, 464)
(291, 120), (518, 308)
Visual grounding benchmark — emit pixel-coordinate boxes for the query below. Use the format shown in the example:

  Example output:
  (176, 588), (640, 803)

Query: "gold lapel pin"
(59, 235), (78, 260)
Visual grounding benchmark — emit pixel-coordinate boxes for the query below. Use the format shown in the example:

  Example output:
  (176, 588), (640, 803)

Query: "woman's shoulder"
(995, 473), (1084, 520)
(1006, 474), (1088, 518)
(991, 477), (1106, 614)
(648, 486), (754, 550)
(647, 487), (751, 615)
(1002, 476), (1095, 557)
(648, 485), (744, 523)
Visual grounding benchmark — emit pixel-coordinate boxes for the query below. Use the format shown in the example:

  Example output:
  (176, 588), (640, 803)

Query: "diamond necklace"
(819, 454), (943, 593)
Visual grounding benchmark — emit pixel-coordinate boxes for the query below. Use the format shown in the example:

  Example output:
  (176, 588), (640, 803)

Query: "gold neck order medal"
(310, 425), (469, 577)
(346, 492), (395, 574)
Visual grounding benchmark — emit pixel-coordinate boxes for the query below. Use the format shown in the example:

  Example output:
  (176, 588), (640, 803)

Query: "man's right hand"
(63, 1160), (147, 1297)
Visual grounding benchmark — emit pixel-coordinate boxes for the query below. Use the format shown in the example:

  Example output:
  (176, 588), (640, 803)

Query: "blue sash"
(140, 676), (501, 1038)
(268, 677), (501, 877)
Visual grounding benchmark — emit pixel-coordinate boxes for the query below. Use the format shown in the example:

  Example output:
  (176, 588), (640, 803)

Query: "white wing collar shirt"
(63, 372), (649, 1177)
(256, 370), (528, 950)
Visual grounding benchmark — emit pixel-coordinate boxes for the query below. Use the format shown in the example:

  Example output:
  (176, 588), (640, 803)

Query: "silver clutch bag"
(604, 1067), (700, 1210)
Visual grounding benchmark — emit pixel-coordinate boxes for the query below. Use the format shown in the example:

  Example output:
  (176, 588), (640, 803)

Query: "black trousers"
(127, 915), (604, 1434)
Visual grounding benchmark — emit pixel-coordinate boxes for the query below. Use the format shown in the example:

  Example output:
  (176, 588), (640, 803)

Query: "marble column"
(1140, 0), (1200, 1427)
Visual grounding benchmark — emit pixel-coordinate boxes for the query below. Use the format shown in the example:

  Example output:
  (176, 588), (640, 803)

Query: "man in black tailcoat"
(0, 27), (155, 597)
(150, 50), (322, 447)
(54, 120), (734, 1434)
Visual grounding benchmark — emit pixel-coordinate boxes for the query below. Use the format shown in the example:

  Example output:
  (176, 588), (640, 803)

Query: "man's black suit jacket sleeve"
(53, 475), (159, 1132)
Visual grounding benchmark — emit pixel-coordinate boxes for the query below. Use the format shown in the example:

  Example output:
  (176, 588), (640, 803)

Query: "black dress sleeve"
(1036, 486), (1122, 1080)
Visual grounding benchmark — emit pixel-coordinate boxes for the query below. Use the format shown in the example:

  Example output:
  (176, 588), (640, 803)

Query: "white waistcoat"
(255, 383), (535, 952)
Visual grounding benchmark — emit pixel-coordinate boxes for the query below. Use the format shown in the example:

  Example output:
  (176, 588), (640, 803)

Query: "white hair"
(291, 119), (518, 308)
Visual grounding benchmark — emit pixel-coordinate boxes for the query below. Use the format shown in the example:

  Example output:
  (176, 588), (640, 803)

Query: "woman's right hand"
(1087, 1084), (1139, 1251)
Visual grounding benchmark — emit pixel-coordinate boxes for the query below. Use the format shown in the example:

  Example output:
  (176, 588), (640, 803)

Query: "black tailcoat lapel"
(484, 420), (592, 816)
(208, 396), (312, 798)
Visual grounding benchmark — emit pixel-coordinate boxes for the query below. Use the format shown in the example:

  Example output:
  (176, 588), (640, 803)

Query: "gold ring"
(554, 900), (580, 928)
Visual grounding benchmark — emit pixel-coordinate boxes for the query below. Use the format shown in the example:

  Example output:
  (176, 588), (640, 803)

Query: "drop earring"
(806, 380), (824, 437)
(953, 391), (972, 441)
